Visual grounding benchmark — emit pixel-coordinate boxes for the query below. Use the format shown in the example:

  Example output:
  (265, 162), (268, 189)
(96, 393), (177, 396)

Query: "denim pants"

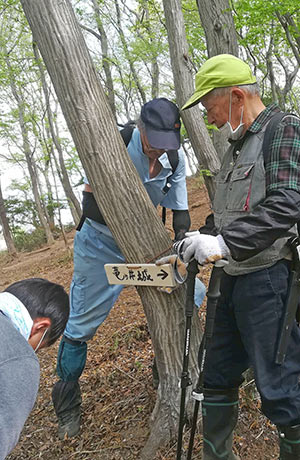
(58, 220), (206, 381)
(65, 221), (206, 341)
(203, 259), (300, 426)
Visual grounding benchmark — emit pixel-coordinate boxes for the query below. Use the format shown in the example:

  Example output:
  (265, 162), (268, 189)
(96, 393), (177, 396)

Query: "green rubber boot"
(202, 387), (240, 460)
(277, 425), (300, 459)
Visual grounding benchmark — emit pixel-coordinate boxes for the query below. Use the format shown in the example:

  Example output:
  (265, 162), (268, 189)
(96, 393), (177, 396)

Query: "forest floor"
(3, 178), (279, 460)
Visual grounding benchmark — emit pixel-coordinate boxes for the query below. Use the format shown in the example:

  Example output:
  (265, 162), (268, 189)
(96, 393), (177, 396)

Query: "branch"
(275, 10), (300, 66)
(79, 23), (102, 42)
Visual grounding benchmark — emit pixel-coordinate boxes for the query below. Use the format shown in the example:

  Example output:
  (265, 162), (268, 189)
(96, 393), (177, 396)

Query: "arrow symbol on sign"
(157, 269), (168, 280)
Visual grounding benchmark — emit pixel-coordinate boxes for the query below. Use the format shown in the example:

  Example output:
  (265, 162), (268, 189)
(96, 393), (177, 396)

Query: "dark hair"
(4, 278), (69, 347)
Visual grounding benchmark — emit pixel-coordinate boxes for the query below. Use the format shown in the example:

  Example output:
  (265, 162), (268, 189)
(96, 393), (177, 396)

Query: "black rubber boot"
(277, 425), (300, 459)
(52, 380), (82, 440)
(202, 387), (240, 460)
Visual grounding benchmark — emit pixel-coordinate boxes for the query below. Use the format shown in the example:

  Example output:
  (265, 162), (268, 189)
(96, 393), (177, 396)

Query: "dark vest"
(213, 123), (295, 276)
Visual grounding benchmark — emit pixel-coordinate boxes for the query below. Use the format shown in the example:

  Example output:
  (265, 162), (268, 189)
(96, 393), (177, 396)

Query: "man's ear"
(29, 317), (51, 338)
(231, 88), (245, 106)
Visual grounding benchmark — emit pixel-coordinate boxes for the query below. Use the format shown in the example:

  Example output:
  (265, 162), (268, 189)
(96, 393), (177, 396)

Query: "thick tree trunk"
(196, 0), (239, 58)
(162, 0), (220, 202)
(20, 1), (202, 457)
(0, 178), (17, 256)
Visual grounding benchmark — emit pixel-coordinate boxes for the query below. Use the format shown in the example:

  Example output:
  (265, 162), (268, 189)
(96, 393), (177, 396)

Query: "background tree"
(5, 52), (55, 245)
(197, 0), (239, 57)
(196, 0), (239, 159)
(233, 0), (300, 113)
(162, 0), (220, 201)
(0, 177), (16, 256)
(33, 43), (82, 226)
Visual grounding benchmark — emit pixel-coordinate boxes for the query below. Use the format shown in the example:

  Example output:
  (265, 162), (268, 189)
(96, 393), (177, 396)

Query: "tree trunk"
(0, 178), (17, 256)
(91, 0), (117, 119)
(196, 0), (239, 160)
(196, 0), (239, 58)
(276, 11), (300, 66)
(6, 55), (55, 245)
(20, 0), (202, 457)
(114, 0), (147, 105)
(33, 43), (82, 226)
(162, 0), (220, 202)
(140, 0), (160, 99)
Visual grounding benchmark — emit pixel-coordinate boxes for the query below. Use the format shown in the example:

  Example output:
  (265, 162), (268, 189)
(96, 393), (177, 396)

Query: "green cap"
(182, 54), (257, 110)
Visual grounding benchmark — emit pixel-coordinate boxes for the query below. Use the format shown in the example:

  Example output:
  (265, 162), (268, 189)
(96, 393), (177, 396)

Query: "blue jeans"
(203, 259), (300, 426)
(65, 221), (206, 341)
(64, 221), (125, 341)
(58, 221), (206, 381)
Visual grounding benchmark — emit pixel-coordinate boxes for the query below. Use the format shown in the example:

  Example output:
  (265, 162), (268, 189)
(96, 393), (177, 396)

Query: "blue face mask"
(219, 92), (244, 141)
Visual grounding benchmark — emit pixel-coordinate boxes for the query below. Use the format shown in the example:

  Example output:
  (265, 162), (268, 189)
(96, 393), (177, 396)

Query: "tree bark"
(162, 0), (220, 202)
(196, 0), (239, 58)
(0, 178), (17, 256)
(19, 1), (202, 457)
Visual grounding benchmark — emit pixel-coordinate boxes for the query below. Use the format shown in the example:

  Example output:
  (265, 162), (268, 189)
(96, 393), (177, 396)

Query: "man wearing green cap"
(177, 54), (300, 459)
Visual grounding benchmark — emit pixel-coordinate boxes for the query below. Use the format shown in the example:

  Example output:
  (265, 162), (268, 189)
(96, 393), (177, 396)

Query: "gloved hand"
(174, 232), (230, 265)
(155, 254), (187, 284)
(173, 231), (200, 260)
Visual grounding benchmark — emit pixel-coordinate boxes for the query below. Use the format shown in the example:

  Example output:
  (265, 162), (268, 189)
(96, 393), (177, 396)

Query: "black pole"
(187, 260), (226, 460)
(276, 236), (300, 364)
(176, 259), (199, 460)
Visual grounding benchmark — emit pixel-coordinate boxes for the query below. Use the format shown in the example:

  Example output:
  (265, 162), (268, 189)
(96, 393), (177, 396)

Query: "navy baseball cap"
(141, 98), (181, 150)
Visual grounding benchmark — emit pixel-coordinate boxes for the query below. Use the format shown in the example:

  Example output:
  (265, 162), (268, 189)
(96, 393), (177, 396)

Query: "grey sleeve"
(0, 356), (40, 459)
(221, 189), (300, 261)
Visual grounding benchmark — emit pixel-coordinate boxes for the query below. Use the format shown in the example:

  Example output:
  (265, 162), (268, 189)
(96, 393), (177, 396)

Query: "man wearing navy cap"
(51, 98), (206, 440)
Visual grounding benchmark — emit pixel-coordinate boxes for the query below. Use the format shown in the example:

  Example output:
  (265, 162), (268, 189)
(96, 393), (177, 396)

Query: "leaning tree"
(19, 0), (202, 457)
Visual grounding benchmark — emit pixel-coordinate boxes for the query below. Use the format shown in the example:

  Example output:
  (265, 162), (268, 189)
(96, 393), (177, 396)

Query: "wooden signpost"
(104, 263), (176, 287)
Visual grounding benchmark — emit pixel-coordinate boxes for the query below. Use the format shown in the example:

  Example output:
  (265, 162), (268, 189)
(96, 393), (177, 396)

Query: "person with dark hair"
(51, 97), (207, 440)
(0, 278), (69, 459)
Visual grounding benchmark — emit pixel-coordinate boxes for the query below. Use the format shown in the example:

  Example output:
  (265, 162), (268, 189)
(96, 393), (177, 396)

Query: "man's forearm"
(221, 189), (300, 261)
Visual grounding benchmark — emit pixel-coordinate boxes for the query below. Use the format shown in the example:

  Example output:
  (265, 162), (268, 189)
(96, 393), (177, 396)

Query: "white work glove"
(175, 232), (230, 265)
(173, 231), (199, 257)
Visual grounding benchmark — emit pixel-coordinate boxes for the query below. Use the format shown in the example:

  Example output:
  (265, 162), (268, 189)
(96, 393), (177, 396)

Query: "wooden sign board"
(104, 263), (176, 287)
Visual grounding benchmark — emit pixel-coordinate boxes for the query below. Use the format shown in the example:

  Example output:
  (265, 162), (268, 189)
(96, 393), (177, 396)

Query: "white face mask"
(0, 292), (33, 340)
(34, 327), (49, 353)
(219, 92), (244, 141)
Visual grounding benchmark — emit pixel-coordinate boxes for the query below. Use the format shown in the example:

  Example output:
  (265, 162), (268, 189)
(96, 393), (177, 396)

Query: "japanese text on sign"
(104, 263), (176, 287)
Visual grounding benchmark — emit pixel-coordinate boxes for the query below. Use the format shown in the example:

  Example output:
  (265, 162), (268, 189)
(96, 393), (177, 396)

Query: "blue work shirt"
(85, 128), (188, 235)
(127, 128), (188, 210)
